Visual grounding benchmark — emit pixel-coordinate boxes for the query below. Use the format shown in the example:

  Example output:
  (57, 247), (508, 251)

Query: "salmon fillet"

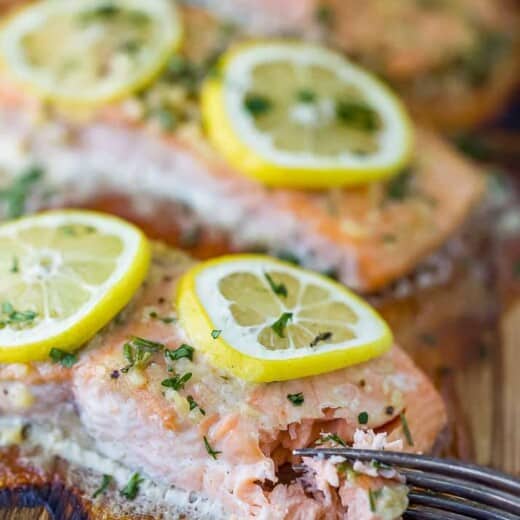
(0, 4), (486, 291)
(0, 98), (484, 292)
(68, 243), (446, 518)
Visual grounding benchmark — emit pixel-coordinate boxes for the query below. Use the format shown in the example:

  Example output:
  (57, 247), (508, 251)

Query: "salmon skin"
(68, 243), (446, 518)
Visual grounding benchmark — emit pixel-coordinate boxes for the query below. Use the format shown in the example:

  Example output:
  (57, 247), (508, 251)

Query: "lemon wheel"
(201, 41), (413, 189)
(177, 254), (392, 382)
(0, 210), (150, 362)
(0, 0), (182, 106)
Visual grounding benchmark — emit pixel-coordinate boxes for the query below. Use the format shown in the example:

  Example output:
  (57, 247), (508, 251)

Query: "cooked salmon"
(0, 90), (484, 293)
(69, 243), (447, 518)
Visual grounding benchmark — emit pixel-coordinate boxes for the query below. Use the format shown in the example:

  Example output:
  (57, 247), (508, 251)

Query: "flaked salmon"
(69, 243), (447, 518)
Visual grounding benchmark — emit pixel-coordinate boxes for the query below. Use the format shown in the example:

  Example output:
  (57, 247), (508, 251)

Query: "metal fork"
(293, 448), (520, 520)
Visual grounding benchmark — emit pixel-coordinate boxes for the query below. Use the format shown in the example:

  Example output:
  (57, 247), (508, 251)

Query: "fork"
(293, 448), (520, 520)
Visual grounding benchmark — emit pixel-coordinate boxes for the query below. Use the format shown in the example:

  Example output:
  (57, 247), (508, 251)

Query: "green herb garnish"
(161, 372), (192, 390)
(287, 392), (304, 406)
(358, 411), (369, 425)
(310, 331), (332, 347)
(271, 312), (293, 338)
(400, 412), (414, 446)
(386, 168), (413, 201)
(336, 100), (380, 132)
(368, 488), (377, 512)
(92, 474), (112, 499)
(317, 433), (347, 447)
(122, 336), (164, 372)
(0, 302), (37, 329)
(187, 395), (206, 415)
(264, 273), (288, 298)
(0, 165), (44, 219)
(120, 472), (144, 500)
(50, 348), (78, 368)
(164, 343), (194, 362)
(149, 311), (176, 324)
(315, 4), (333, 26)
(244, 93), (272, 117)
(211, 329), (222, 339)
(296, 89), (316, 103)
(203, 436), (221, 460)
(10, 257), (19, 273)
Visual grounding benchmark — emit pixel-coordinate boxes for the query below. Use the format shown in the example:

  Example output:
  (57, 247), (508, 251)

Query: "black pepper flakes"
(385, 405), (394, 415)
(110, 370), (120, 380)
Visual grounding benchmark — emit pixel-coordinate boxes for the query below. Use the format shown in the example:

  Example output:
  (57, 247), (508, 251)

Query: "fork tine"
(402, 469), (520, 515)
(404, 505), (473, 519)
(408, 491), (518, 520)
(293, 448), (520, 494)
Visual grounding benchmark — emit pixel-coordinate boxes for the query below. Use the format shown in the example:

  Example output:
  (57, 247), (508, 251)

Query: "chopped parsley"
(296, 89), (316, 103)
(310, 331), (332, 347)
(187, 395), (206, 415)
(287, 392), (304, 406)
(244, 93), (272, 117)
(10, 257), (19, 273)
(122, 336), (164, 372)
(149, 311), (176, 324)
(211, 329), (222, 339)
(49, 348), (78, 368)
(264, 272), (288, 298)
(400, 412), (414, 446)
(275, 251), (301, 266)
(315, 4), (333, 26)
(161, 372), (192, 390)
(317, 433), (347, 447)
(204, 436), (221, 460)
(0, 302), (37, 329)
(358, 411), (369, 425)
(271, 312), (293, 338)
(0, 165), (43, 219)
(336, 100), (380, 132)
(386, 168), (413, 201)
(120, 472), (144, 500)
(92, 474), (112, 499)
(368, 488), (380, 513)
(164, 343), (194, 362)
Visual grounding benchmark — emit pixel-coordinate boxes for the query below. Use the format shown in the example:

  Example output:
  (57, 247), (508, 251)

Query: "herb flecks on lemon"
(0, 210), (150, 363)
(177, 255), (392, 382)
(202, 42), (413, 189)
(0, 0), (182, 106)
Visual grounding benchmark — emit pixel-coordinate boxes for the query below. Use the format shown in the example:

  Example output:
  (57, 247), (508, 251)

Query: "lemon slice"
(201, 41), (414, 189)
(0, 0), (182, 106)
(0, 210), (150, 363)
(177, 255), (392, 382)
